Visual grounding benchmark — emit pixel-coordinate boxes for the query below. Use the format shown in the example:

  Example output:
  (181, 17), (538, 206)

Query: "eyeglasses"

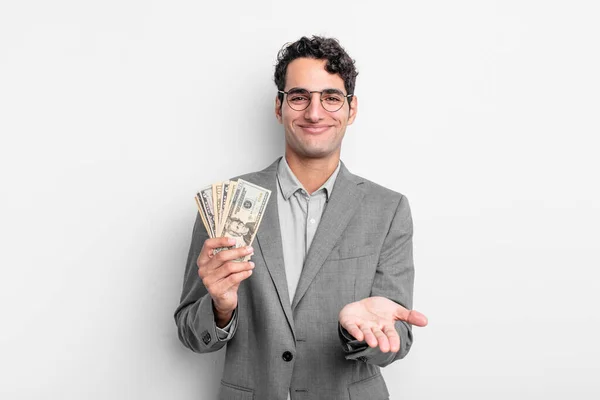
(278, 88), (353, 112)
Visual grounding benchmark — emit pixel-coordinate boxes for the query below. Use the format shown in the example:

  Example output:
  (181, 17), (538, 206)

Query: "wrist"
(213, 304), (234, 328)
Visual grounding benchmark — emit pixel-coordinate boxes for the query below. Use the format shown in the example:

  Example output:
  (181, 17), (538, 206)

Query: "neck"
(285, 152), (340, 194)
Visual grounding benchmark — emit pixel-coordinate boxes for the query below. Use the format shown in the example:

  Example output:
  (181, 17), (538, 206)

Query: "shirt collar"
(277, 157), (341, 201)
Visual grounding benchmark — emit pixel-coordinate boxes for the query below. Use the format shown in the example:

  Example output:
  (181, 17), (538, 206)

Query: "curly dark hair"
(274, 36), (358, 108)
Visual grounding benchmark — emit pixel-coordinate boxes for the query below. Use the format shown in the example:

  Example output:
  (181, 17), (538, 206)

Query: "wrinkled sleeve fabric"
(174, 213), (238, 353)
(340, 194), (415, 367)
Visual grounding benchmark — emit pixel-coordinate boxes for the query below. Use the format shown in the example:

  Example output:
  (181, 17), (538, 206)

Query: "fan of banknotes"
(195, 179), (271, 260)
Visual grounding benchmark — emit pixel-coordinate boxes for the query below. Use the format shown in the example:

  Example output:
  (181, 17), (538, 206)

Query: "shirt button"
(282, 351), (293, 362)
(309, 218), (316, 224)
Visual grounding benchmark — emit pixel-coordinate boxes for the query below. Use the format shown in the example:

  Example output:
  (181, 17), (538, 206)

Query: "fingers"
(209, 268), (254, 301)
(198, 237), (237, 265)
(342, 323), (364, 342)
(211, 245), (254, 268)
(371, 327), (391, 352)
(342, 320), (399, 353)
(357, 324), (399, 353)
(393, 306), (429, 327)
(201, 261), (254, 284)
(198, 241), (254, 272)
(382, 324), (400, 353)
(359, 325), (376, 348)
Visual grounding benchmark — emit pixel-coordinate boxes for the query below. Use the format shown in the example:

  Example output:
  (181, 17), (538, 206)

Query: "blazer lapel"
(251, 159), (296, 338)
(291, 162), (364, 310)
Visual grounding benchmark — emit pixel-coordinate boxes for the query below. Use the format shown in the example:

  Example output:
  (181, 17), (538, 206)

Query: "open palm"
(339, 296), (428, 353)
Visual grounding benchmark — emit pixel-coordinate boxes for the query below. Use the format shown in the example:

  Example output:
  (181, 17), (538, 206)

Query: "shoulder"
(349, 171), (407, 206)
(348, 173), (413, 231)
(343, 165), (413, 224)
(230, 159), (280, 182)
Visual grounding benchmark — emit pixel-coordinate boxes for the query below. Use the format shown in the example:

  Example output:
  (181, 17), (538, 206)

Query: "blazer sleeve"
(174, 213), (238, 353)
(340, 194), (415, 367)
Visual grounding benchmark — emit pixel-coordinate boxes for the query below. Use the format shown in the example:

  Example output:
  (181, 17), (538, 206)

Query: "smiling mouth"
(299, 125), (331, 134)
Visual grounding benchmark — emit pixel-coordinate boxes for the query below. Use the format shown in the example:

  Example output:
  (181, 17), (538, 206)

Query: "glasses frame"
(278, 88), (353, 112)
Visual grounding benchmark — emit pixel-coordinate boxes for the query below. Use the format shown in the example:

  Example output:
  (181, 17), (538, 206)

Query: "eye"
(290, 95), (308, 102)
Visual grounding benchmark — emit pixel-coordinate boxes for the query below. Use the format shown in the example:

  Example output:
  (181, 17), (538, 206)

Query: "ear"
(275, 96), (283, 124)
(347, 95), (358, 125)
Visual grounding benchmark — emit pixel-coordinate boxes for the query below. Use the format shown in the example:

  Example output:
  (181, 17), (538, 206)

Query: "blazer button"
(282, 351), (293, 362)
(201, 330), (211, 345)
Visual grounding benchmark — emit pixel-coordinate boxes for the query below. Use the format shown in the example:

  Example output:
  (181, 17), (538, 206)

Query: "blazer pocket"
(348, 373), (389, 400)
(219, 380), (254, 400)
(328, 244), (376, 261)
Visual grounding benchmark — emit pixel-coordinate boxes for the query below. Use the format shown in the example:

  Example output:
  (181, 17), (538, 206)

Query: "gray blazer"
(175, 158), (415, 400)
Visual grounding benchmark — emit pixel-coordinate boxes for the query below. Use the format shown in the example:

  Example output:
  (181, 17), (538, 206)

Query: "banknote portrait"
(223, 217), (255, 246)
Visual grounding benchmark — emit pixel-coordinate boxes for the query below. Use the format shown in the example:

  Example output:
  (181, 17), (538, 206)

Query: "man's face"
(275, 58), (358, 162)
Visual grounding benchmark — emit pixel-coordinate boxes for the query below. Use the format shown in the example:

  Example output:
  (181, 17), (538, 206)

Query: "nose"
(303, 92), (324, 122)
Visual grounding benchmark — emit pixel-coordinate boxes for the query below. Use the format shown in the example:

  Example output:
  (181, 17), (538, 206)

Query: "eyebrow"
(288, 87), (346, 95)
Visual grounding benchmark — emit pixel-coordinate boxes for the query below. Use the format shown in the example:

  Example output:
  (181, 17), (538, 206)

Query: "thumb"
(394, 307), (428, 327)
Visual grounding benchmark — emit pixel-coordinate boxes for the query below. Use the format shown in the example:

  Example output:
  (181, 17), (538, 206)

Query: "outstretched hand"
(339, 296), (428, 353)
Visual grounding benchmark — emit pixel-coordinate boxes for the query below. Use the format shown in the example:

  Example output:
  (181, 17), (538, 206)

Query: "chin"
(299, 146), (338, 160)
(286, 134), (342, 160)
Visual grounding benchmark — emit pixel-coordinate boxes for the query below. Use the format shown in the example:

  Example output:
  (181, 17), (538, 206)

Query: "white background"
(1, 1), (599, 399)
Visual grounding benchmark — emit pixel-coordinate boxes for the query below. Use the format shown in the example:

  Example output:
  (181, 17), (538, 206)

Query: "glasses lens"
(321, 91), (346, 112)
(286, 89), (310, 111)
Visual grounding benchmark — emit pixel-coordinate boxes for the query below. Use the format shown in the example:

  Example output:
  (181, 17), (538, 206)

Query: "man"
(174, 36), (428, 400)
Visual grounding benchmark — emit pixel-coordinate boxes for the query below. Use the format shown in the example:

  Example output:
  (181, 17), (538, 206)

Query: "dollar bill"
(212, 182), (223, 236)
(195, 179), (270, 261)
(220, 179), (271, 261)
(194, 194), (212, 238)
(198, 185), (216, 238)
(219, 181), (236, 238)
(217, 181), (232, 237)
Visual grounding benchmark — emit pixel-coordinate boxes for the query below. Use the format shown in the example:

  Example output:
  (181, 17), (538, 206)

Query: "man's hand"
(339, 296), (428, 353)
(197, 237), (255, 328)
